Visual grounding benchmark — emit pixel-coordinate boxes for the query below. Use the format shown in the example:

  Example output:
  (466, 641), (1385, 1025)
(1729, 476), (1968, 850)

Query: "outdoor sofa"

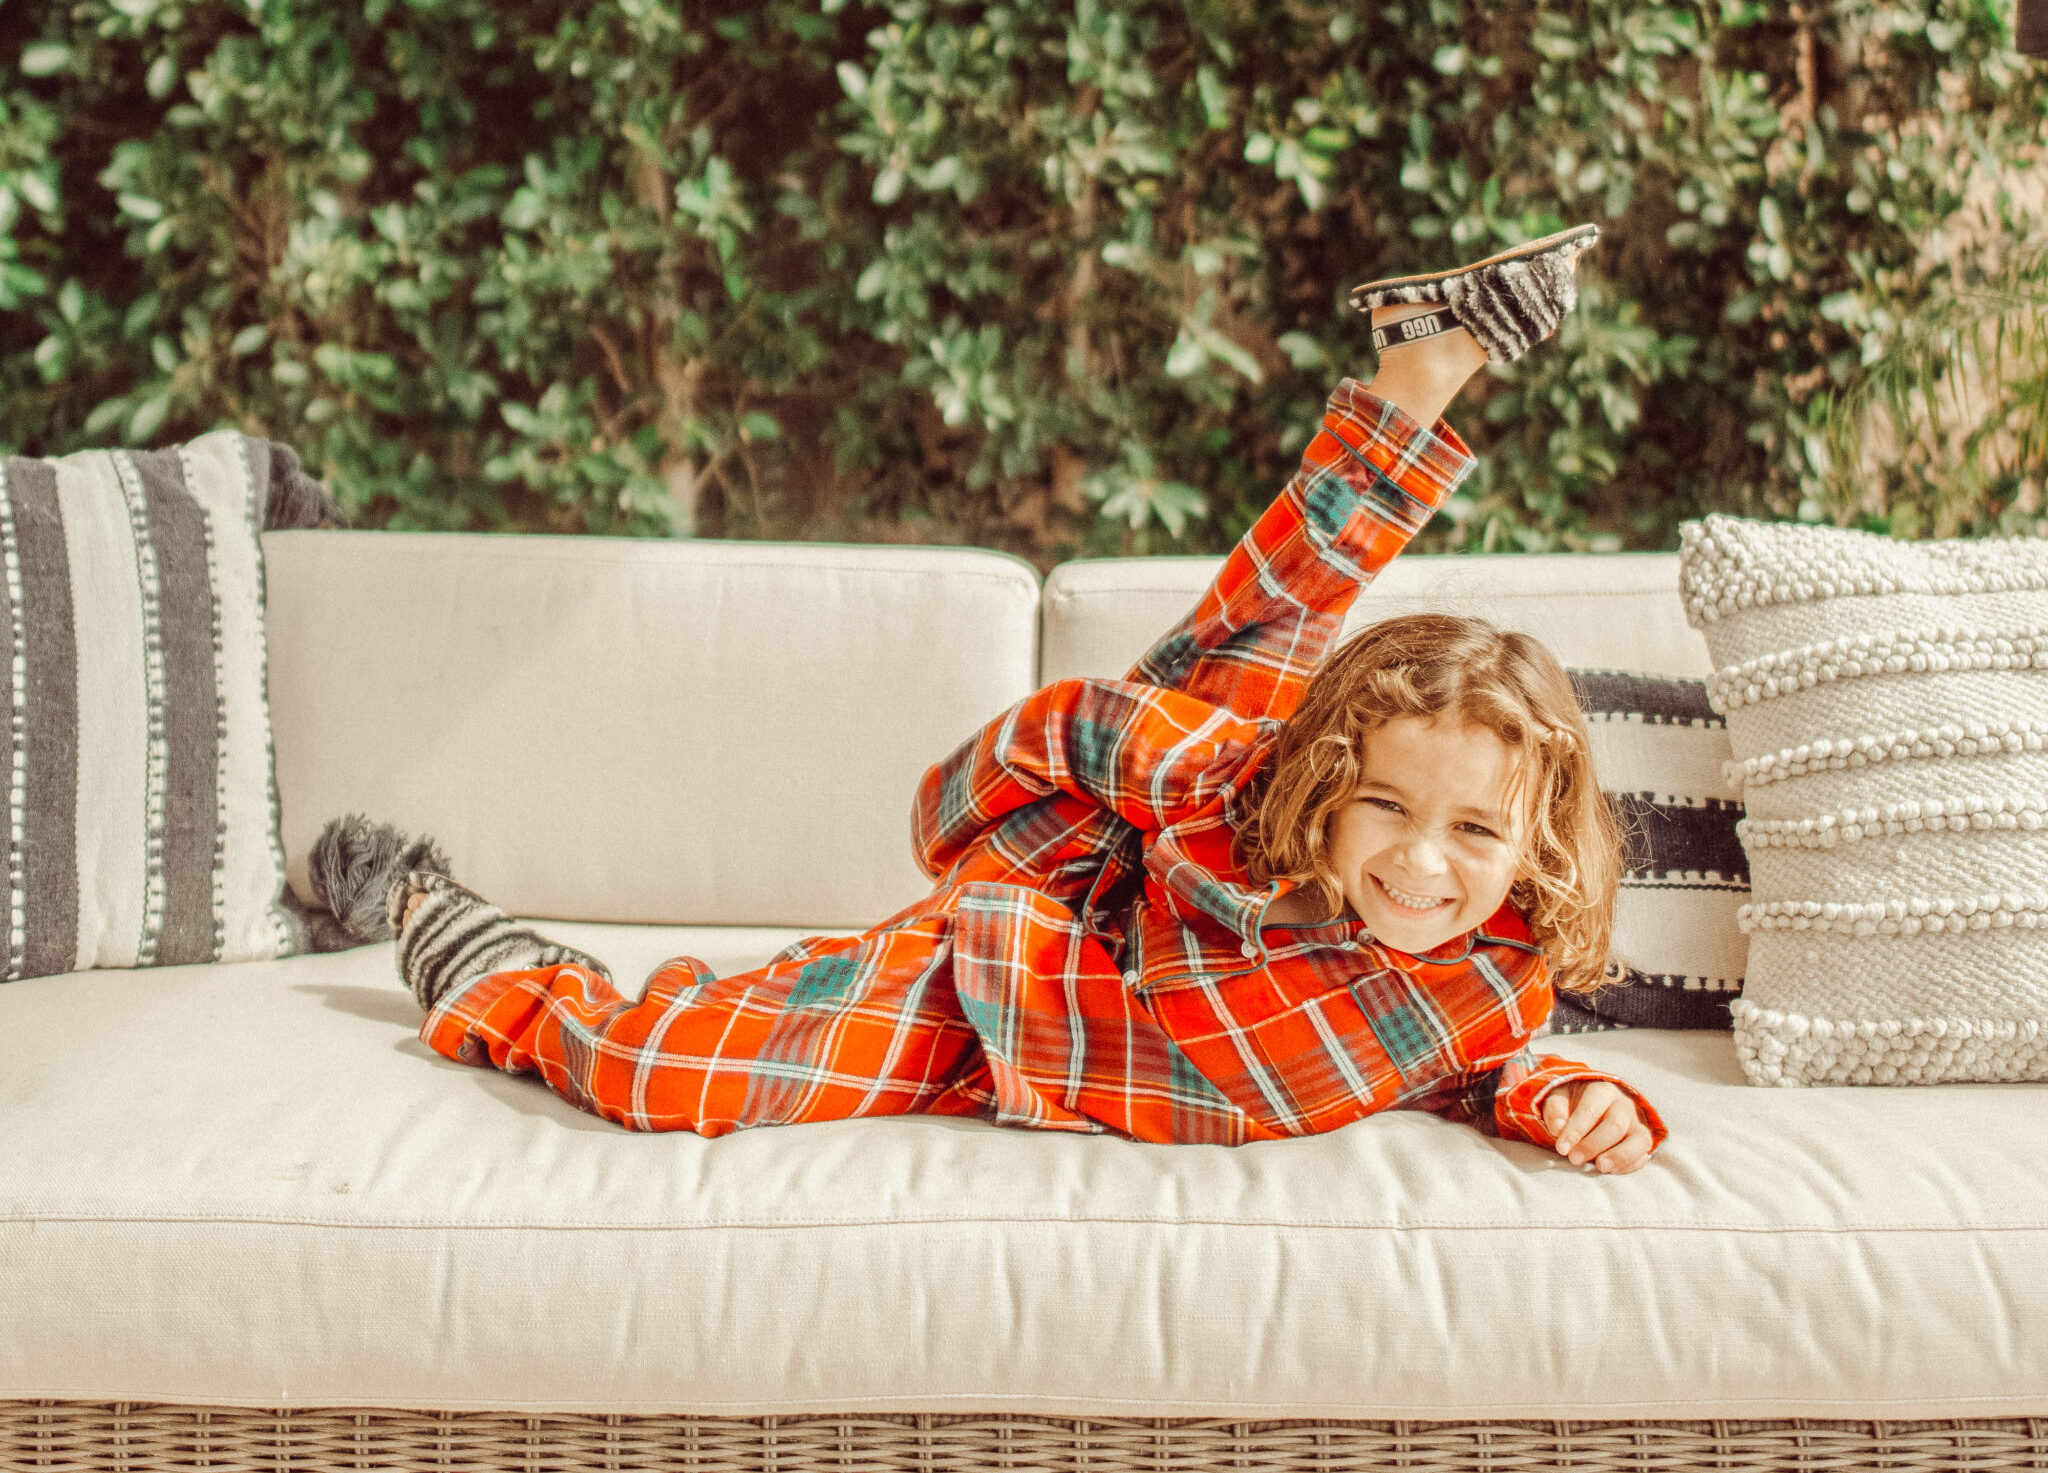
(3, 528), (2045, 1472)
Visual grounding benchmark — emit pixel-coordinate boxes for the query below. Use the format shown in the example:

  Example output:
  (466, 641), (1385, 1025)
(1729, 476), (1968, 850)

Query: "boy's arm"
(1125, 380), (1476, 724)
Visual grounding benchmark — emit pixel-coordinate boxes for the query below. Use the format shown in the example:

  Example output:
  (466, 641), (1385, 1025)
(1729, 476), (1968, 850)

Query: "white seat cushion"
(4, 924), (2045, 1418)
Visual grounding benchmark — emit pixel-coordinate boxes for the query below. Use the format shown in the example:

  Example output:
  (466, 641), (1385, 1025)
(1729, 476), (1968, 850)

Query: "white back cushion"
(1041, 551), (1708, 683)
(265, 532), (1041, 928)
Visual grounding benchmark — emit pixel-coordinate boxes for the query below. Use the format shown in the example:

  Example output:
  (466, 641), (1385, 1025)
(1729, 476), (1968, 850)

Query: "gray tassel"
(305, 814), (452, 950)
(263, 441), (349, 529)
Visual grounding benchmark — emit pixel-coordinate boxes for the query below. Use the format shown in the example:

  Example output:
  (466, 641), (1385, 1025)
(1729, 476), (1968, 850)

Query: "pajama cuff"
(419, 965), (531, 1062)
(1323, 377), (1478, 514)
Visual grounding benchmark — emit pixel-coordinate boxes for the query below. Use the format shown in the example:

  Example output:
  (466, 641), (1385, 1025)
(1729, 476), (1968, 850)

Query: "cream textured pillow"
(1680, 513), (2048, 1086)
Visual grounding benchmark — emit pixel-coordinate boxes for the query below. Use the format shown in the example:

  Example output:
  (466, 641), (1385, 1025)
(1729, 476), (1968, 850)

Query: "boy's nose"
(1395, 832), (1452, 877)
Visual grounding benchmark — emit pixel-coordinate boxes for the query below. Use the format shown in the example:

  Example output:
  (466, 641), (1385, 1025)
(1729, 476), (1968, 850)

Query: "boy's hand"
(1541, 1079), (1656, 1174)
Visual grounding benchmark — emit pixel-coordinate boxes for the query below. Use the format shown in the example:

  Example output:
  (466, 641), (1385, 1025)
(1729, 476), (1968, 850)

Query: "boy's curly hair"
(1232, 613), (1623, 998)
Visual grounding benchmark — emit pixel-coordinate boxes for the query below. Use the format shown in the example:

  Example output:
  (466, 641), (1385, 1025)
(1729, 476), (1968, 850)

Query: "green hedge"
(1, 0), (2043, 562)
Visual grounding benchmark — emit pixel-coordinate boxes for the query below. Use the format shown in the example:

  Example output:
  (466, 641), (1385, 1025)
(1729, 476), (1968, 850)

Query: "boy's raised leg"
(1127, 227), (1597, 724)
(1123, 314), (1486, 725)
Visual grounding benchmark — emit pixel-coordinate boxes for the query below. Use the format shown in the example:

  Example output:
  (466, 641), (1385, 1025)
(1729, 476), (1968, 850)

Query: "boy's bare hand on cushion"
(1542, 1080), (1656, 1174)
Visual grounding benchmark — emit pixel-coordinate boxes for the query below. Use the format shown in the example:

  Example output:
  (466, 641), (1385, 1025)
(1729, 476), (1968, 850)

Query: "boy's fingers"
(1553, 1081), (1616, 1153)
(1541, 1087), (1573, 1135)
(1597, 1123), (1656, 1174)
(1565, 1110), (1630, 1165)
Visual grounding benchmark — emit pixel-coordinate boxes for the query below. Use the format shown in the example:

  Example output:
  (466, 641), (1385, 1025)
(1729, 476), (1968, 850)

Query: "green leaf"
(1758, 195), (1783, 242)
(0, 262), (46, 308)
(231, 324), (270, 357)
(146, 54), (179, 100)
(17, 172), (57, 216)
(502, 189), (545, 230)
(1148, 480), (1206, 537)
(127, 396), (171, 444)
(1196, 65), (1229, 128)
(1164, 328), (1206, 377)
(1276, 331), (1328, 369)
(85, 399), (131, 439)
(19, 44), (71, 77)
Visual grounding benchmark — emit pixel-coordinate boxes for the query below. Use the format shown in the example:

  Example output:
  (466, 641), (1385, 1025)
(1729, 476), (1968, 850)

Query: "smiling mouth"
(1373, 875), (1454, 914)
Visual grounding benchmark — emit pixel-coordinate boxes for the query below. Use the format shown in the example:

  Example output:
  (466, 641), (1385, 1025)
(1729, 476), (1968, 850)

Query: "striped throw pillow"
(1682, 513), (2048, 1086)
(0, 430), (340, 980)
(1544, 670), (1749, 1034)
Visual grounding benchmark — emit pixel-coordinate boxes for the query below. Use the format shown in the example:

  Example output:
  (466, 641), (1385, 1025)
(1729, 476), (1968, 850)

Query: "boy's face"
(1323, 714), (1526, 956)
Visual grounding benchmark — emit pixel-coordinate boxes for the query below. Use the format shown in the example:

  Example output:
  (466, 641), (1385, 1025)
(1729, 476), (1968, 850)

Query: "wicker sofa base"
(4, 1403), (2047, 1473)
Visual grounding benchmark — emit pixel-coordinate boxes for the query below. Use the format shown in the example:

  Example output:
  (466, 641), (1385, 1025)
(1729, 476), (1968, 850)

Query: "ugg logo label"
(1401, 316), (1434, 340)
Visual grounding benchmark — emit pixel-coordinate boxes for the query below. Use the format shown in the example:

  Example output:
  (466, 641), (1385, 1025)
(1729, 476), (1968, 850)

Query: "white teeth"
(1379, 879), (1449, 910)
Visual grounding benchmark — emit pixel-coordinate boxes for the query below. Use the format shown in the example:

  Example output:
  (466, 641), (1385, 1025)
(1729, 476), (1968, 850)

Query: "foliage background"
(1, 0), (2044, 567)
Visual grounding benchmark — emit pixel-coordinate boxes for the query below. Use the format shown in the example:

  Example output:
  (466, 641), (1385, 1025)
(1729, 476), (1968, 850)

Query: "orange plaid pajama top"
(423, 379), (1670, 1151)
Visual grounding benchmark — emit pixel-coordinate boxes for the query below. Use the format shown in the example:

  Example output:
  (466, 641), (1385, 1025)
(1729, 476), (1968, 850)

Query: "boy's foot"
(1348, 223), (1599, 364)
(388, 870), (611, 1013)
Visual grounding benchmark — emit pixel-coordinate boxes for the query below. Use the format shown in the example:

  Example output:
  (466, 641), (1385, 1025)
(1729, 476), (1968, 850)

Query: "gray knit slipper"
(1348, 223), (1600, 364)
(388, 870), (612, 1014)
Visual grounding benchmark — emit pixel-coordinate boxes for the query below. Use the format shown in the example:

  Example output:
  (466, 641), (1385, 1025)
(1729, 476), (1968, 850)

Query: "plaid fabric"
(424, 380), (1670, 1151)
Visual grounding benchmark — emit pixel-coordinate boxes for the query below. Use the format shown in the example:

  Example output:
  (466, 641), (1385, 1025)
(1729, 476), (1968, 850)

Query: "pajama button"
(1241, 943), (1258, 959)
(1122, 970), (1140, 986)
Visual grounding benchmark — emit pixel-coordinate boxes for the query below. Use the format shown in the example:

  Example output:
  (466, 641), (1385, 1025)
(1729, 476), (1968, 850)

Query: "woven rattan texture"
(4, 1404), (2048, 1472)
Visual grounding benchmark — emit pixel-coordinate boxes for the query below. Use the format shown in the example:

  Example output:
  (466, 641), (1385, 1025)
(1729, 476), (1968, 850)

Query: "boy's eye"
(1363, 796), (1401, 812)
(1459, 823), (1499, 839)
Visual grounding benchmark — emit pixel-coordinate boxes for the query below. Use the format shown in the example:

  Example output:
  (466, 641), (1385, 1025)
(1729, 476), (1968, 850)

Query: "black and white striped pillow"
(0, 430), (342, 980)
(1547, 670), (1749, 1033)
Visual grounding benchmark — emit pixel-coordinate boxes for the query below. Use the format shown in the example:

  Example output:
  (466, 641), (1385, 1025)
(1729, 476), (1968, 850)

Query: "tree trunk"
(2022, 0), (2047, 58)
